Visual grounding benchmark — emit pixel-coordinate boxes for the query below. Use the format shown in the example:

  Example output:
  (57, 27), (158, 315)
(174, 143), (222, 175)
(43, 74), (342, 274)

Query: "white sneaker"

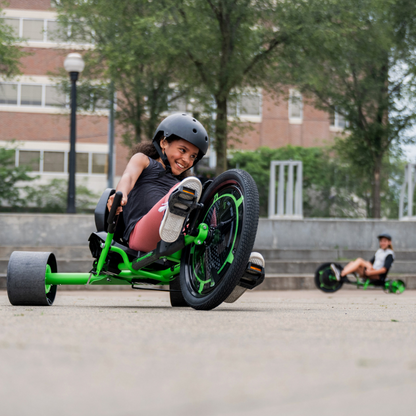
(225, 252), (265, 303)
(249, 252), (265, 268)
(159, 177), (202, 243)
(330, 264), (341, 281)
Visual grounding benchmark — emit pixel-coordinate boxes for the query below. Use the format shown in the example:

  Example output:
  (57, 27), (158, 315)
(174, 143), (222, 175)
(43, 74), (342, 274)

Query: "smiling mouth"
(176, 162), (186, 170)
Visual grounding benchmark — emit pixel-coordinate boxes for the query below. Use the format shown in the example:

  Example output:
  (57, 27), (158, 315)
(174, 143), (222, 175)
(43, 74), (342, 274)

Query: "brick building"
(0, 0), (345, 194)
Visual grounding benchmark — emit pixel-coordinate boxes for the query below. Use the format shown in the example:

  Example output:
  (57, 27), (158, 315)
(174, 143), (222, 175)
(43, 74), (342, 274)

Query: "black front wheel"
(180, 169), (260, 310)
(315, 262), (343, 293)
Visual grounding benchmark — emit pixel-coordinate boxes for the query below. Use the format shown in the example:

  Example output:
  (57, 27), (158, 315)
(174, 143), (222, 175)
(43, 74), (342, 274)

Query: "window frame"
(14, 149), (108, 176)
(288, 89), (303, 122)
(0, 81), (68, 108)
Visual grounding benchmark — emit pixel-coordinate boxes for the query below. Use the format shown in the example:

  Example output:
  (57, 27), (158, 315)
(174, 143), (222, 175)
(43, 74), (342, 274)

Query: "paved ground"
(0, 289), (415, 416)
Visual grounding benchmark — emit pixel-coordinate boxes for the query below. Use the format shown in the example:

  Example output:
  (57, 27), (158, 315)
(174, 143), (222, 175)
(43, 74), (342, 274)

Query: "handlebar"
(107, 191), (123, 234)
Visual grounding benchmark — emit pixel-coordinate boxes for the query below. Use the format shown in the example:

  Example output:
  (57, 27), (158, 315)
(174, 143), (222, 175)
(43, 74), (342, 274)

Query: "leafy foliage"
(228, 146), (405, 219)
(168, 0), (291, 174)
(24, 178), (99, 213)
(0, 3), (27, 77)
(275, 0), (416, 217)
(0, 144), (34, 208)
(54, 0), (189, 145)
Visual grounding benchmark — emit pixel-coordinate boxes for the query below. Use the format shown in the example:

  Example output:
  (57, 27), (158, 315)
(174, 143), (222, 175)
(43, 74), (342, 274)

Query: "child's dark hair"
(131, 137), (191, 180)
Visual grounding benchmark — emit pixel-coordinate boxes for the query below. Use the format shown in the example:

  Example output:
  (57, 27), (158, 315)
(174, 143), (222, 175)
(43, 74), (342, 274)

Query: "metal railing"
(268, 160), (303, 219)
(399, 163), (416, 220)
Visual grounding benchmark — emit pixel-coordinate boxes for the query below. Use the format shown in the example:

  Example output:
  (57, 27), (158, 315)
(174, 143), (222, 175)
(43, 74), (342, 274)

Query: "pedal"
(168, 185), (200, 217)
(239, 261), (266, 290)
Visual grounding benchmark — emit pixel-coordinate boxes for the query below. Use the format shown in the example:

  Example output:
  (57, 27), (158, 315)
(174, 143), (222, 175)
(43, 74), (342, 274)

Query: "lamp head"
(64, 53), (85, 74)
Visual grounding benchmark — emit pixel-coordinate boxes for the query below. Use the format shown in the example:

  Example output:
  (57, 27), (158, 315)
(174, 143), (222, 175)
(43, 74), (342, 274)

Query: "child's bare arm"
(107, 153), (149, 213)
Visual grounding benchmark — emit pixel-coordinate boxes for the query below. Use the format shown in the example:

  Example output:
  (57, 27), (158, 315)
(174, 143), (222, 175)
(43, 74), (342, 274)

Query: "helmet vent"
(193, 128), (197, 133)
(205, 136), (208, 141)
(182, 113), (186, 116)
(192, 118), (196, 122)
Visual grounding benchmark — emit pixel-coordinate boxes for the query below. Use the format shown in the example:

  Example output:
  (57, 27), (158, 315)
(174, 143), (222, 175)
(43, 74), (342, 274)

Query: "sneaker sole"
(159, 177), (202, 243)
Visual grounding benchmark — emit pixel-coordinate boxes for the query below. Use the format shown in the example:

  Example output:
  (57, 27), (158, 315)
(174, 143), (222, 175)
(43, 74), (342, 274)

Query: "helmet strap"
(153, 137), (173, 176)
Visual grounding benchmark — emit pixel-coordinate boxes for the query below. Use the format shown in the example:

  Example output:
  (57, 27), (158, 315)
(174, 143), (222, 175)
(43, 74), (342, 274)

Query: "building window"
(0, 83), (18, 105)
(227, 92), (262, 118)
(289, 89), (303, 120)
(22, 19), (44, 41)
(14, 149), (107, 175)
(240, 93), (261, 116)
(18, 150), (41, 172)
(45, 86), (66, 107)
(44, 151), (65, 173)
(0, 82), (67, 108)
(75, 153), (89, 174)
(21, 85), (42, 106)
(4, 18), (20, 37)
(92, 153), (108, 174)
(3, 17), (90, 45)
(330, 110), (347, 129)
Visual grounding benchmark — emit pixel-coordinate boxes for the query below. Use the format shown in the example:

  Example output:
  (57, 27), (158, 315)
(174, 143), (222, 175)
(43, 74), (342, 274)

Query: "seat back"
(94, 188), (128, 245)
(95, 188), (115, 232)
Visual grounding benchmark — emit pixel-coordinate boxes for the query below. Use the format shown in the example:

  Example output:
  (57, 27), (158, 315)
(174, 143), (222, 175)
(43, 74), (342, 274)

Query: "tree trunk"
(372, 159), (382, 218)
(214, 97), (228, 175)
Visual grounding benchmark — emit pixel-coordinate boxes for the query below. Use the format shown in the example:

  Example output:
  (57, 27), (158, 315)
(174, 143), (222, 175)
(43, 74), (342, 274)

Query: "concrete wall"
(255, 218), (416, 250)
(1, 214), (415, 251)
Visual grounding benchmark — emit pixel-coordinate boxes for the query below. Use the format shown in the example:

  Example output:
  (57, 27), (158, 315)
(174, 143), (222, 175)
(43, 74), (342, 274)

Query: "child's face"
(379, 237), (390, 250)
(161, 138), (199, 176)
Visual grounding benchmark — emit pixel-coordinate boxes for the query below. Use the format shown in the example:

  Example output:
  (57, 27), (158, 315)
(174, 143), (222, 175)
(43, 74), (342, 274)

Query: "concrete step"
(0, 246), (92, 260)
(264, 260), (416, 274)
(0, 259), (93, 274)
(258, 249), (416, 261)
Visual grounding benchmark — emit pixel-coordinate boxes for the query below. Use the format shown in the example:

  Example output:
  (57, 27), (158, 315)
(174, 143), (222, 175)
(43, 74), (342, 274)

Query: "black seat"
(94, 188), (127, 245)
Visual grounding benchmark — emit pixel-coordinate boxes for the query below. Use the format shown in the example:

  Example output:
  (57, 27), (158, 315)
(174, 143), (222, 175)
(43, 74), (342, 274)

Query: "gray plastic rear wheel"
(7, 251), (57, 306)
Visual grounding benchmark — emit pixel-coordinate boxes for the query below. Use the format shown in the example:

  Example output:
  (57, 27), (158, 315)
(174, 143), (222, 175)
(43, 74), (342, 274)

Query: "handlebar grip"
(107, 191), (123, 232)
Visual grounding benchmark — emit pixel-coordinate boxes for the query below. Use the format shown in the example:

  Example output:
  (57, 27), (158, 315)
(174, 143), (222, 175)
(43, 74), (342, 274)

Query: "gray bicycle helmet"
(377, 232), (392, 240)
(152, 113), (209, 175)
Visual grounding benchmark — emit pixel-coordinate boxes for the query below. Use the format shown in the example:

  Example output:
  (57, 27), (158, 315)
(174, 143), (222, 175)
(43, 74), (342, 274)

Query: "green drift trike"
(7, 169), (265, 310)
(315, 263), (406, 294)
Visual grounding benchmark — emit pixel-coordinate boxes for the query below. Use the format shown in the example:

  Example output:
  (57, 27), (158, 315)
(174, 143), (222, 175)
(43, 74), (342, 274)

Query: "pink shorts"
(128, 183), (179, 252)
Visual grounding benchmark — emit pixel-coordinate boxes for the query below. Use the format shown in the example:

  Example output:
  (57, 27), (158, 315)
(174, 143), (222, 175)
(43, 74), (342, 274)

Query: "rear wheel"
(7, 251), (57, 306)
(315, 263), (343, 293)
(180, 169), (259, 310)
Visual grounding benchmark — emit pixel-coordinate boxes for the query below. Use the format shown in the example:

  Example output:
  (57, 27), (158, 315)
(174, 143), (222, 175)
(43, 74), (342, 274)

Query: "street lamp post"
(64, 53), (85, 214)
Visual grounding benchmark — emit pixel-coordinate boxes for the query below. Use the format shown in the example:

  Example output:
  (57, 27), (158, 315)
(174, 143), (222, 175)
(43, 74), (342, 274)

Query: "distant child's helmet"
(377, 232), (392, 241)
(152, 113), (209, 173)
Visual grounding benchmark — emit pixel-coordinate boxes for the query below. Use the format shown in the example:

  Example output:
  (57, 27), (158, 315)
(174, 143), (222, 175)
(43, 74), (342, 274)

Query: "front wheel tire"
(314, 262), (343, 293)
(180, 169), (260, 310)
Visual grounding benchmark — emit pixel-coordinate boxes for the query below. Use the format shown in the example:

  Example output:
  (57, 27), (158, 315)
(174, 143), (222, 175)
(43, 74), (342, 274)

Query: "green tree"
(229, 146), (406, 219)
(0, 2), (26, 77)
(275, 0), (416, 218)
(54, 0), (188, 145)
(0, 144), (34, 208)
(24, 178), (98, 213)
(168, 0), (291, 174)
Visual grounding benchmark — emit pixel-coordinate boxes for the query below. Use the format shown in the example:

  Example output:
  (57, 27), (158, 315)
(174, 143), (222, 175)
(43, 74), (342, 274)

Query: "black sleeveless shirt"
(123, 157), (179, 242)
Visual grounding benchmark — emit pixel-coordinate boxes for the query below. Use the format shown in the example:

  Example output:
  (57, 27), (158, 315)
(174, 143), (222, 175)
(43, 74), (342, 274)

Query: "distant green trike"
(315, 262), (406, 294)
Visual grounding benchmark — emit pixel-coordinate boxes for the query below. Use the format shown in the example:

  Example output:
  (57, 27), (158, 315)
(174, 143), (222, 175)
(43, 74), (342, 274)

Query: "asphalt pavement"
(0, 289), (415, 416)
